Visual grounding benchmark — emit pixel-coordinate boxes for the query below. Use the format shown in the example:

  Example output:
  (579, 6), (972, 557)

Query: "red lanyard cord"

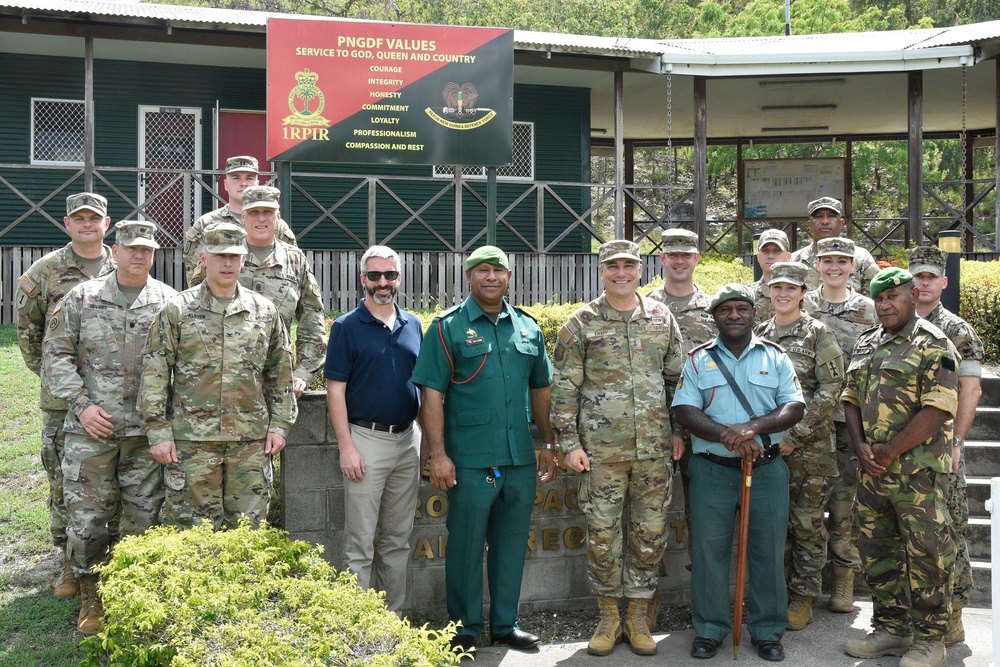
(437, 320), (488, 385)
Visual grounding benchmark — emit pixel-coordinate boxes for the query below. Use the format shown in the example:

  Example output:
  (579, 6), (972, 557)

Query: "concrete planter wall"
(281, 392), (693, 615)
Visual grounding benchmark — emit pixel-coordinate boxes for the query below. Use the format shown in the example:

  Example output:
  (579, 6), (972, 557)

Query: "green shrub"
(83, 521), (460, 667)
(958, 259), (1000, 360)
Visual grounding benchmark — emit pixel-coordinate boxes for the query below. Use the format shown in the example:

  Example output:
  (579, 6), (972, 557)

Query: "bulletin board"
(743, 158), (846, 219)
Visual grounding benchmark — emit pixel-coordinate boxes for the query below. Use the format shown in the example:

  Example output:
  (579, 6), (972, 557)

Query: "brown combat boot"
(943, 608), (965, 647)
(786, 592), (814, 630)
(587, 597), (622, 656)
(53, 556), (79, 598)
(646, 587), (660, 631)
(829, 564), (855, 613)
(899, 638), (947, 667)
(77, 575), (103, 635)
(623, 598), (657, 655)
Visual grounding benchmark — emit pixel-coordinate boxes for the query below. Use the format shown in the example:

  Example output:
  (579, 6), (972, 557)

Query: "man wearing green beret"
(842, 267), (959, 667)
(412, 245), (558, 655)
(907, 246), (984, 648)
(672, 283), (805, 662)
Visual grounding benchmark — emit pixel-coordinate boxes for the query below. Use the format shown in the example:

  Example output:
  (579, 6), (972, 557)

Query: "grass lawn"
(0, 323), (84, 666)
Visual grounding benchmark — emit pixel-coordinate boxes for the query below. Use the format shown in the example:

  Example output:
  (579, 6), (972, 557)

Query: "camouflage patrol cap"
(709, 283), (755, 311)
(816, 237), (856, 258)
(114, 220), (159, 249)
(225, 155), (259, 174)
(203, 222), (248, 255)
(661, 228), (699, 253)
(870, 267), (913, 299)
(598, 239), (641, 264)
(758, 228), (789, 252)
(66, 192), (108, 217)
(466, 245), (509, 270)
(241, 185), (280, 210)
(807, 196), (843, 217)
(767, 261), (808, 287)
(906, 245), (947, 277)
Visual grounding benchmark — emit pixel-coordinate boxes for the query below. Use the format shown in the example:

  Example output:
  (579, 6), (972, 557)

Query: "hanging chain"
(961, 62), (968, 177)
(666, 69), (673, 228)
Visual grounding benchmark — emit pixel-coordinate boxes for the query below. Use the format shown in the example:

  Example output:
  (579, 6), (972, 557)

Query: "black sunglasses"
(364, 270), (400, 281)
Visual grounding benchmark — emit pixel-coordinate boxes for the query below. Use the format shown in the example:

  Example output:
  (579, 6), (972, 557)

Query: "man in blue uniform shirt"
(672, 283), (804, 662)
(412, 245), (558, 655)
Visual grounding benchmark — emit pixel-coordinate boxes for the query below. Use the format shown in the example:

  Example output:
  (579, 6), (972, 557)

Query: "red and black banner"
(267, 18), (513, 166)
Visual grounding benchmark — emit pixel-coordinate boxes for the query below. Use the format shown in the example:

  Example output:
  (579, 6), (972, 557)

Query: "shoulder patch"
(186, 227), (199, 240)
(942, 356), (956, 372)
(19, 274), (38, 296)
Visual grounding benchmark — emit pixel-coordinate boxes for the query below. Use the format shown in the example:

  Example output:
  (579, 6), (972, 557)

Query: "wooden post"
(614, 70), (625, 240)
(84, 36), (95, 192)
(625, 139), (634, 240)
(693, 77), (707, 251)
(736, 139), (744, 254)
(908, 71), (923, 246)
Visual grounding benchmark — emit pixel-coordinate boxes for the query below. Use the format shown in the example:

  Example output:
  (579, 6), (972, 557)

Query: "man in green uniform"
(139, 222), (296, 531)
(182, 156), (295, 287)
(16, 192), (115, 599)
(842, 268), (958, 667)
(238, 185), (326, 398)
(804, 236), (877, 611)
(754, 262), (844, 630)
(907, 245), (984, 648)
(551, 240), (684, 656)
(749, 228), (792, 323)
(412, 245), (558, 655)
(791, 197), (879, 294)
(43, 220), (177, 635)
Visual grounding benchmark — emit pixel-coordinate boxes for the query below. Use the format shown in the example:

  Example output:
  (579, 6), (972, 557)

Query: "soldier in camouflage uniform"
(16, 192), (115, 599)
(183, 156), (296, 287)
(842, 267), (959, 667)
(139, 222), (297, 531)
(791, 197), (879, 294)
(803, 236), (877, 612)
(673, 283), (805, 662)
(646, 228), (715, 576)
(907, 245), (984, 648)
(551, 240), (684, 657)
(750, 228), (792, 324)
(238, 185), (326, 398)
(754, 262), (844, 631)
(43, 221), (177, 635)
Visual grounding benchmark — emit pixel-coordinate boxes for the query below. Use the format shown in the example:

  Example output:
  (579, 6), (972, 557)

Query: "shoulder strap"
(706, 346), (772, 449)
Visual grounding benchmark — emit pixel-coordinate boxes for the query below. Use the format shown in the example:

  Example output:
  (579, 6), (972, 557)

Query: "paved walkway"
(469, 600), (993, 667)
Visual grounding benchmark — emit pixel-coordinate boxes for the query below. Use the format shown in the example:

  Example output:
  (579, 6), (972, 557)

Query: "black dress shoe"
(690, 636), (721, 658)
(450, 634), (476, 656)
(751, 638), (785, 662)
(491, 628), (540, 650)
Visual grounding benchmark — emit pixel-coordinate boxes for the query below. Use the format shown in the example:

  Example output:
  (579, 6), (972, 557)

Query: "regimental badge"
(283, 68), (330, 129)
(467, 328), (477, 338)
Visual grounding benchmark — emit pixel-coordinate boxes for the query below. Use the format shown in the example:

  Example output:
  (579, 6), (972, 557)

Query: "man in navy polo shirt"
(325, 245), (425, 614)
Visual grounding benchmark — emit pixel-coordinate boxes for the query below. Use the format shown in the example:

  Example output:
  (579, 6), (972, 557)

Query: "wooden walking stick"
(732, 457), (753, 660)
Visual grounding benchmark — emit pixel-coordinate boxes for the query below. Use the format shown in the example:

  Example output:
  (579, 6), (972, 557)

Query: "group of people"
(17, 175), (982, 667)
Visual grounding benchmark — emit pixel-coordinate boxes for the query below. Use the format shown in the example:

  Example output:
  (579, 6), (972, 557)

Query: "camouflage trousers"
(578, 457), (672, 598)
(162, 440), (273, 531)
(40, 409), (69, 548)
(855, 469), (957, 640)
(785, 455), (835, 598)
(945, 470), (972, 609)
(62, 433), (163, 576)
(827, 422), (861, 569)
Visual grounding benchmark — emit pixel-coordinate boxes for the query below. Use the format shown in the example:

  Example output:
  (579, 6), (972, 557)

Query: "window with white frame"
(433, 121), (534, 181)
(31, 98), (85, 166)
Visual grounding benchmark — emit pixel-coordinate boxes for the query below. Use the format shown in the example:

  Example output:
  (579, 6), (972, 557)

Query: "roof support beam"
(908, 70), (923, 245)
(614, 69), (624, 239)
(84, 35), (94, 191)
(693, 76), (707, 251)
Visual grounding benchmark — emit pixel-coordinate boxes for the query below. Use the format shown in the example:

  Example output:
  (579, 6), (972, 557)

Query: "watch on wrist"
(540, 442), (558, 451)
(954, 437), (964, 448)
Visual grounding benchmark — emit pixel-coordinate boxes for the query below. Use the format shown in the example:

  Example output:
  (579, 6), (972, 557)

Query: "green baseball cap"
(598, 239), (641, 263)
(709, 283), (755, 311)
(114, 220), (159, 249)
(66, 192), (108, 217)
(466, 245), (509, 270)
(808, 197), (843, 217)
(242, 185), (280, 210)
(816, 237), (856, 258)
(758, 229), (789, 252)
(767, 261), (808, 287)
(870, 267), (913, 298)
(203, 222), (248, 255)
(906, 246), (947, 277)
(661, 229), (699, 253)
(225, 155), (259, 174)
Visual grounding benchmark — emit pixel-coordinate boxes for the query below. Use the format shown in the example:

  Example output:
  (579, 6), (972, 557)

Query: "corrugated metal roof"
(3, 0), (1000, 63)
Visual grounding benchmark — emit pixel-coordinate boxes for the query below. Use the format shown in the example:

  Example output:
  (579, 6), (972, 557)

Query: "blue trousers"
(689, 453), (789, 643)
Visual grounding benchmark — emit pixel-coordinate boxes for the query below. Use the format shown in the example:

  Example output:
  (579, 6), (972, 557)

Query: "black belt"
(349, 419), (412, 434)
(698, 446), (781, 470)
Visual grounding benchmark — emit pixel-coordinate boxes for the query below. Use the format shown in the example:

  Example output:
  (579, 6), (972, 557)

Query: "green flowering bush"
(82, 521), (460, 667)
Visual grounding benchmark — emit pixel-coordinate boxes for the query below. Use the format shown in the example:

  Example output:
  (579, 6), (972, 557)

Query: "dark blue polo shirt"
(324, 300), (423, 425)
